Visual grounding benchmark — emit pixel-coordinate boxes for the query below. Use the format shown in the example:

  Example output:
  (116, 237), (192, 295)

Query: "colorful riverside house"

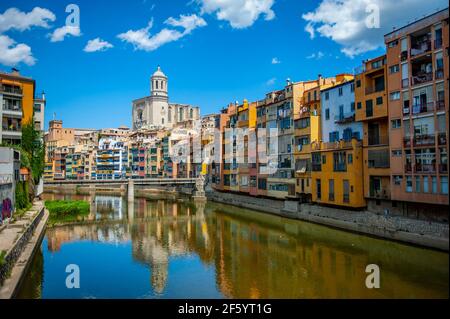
(384, 8), (449, 219)
(0, 69), (35, 145)
(255, 99), (268, 197)
(129, 141), (146, 179)
(211, 103), (236, 190)
(235, 100), (257, 195)
(293, 76), (338, 202)
(223, 104), (239, 192)
(96, 133), (128, 180)
(355, 55), (392, 212)
(311, 77), (366, 209)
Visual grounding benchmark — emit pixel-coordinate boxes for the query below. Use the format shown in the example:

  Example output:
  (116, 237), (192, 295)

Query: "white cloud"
(118, 14), (206, 52)
(306, 51), (325, 60)
(49, 26), (81, 42)
(198, 0), (275, 29)
(0, 35), (35, 66)
(271, 57), (281, 64)
(302, 0), (448, 57)
(266, 77), (276, 85)
(84, 38), (113, 53)
(0, 7), (55, 33)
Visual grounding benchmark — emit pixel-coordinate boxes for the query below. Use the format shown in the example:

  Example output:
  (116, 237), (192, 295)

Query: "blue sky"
(0, 0), (447, 130)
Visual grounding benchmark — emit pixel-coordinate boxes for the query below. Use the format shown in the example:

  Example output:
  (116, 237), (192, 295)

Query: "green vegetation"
(0, 250), (6, 267)
(1, 123), (45, 212)
(45, 200), (90, 225)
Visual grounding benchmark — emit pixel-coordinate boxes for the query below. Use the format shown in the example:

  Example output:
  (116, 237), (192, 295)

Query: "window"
(391, 119), (401, 129)
(333, 152), (347, 172)
(322, 155), (326, 164)
(316, 179), (321, 200)
(392, 149), (402, 157)
(389, 64), (400, 74)
(406, 176), (412, 192)
(329, 179), (335, 201)
(350, 102), (355, 112)
(325, 109), (330, 120)
(388, 40), (398, 48)
(329, 131), (339, 142)
(441, 177), (448, 195)
(348, 154), (353, 164)
(356, 80), (361, 88)
(338, 87), (343, 96)
(394, 175), (402, 185)
(350, 83), (355, 92)
(423, 176), (429, 193)
(390, 91), (400, 101)
(432, 176), (437, 193)
(325, 92), (329, 100)
(343, 180), (350, 203)
(376, 97), (383, 105)
(415, 176), (421, 192)
(357, 102), (362, 110)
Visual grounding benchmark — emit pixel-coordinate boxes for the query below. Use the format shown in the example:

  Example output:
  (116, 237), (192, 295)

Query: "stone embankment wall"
(0, 206), (45, 284)
(207, 190), (449, 251)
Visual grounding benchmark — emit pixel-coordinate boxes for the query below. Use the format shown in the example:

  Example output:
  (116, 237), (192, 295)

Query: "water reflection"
(17, 194), (449, 299)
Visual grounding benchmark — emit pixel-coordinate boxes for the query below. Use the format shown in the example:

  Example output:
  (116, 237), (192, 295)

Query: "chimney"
(41, 91), (46, 101)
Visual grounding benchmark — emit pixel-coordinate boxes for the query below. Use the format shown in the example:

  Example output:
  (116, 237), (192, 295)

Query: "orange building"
(384, 8), (449, 219)
(0, 69), (36, 145)
(355, 55), (391, 212)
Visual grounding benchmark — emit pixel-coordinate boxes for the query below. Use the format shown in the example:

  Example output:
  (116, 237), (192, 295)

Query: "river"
(16, 193), (448, 299)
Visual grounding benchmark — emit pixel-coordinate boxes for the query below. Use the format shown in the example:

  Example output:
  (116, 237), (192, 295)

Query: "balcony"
(368, 135), (389, 146)
(414, 163), (436, 173)
(0, 85), (22, 95)
(414, 134), (436, 147)
(403, 107), (410, 116)
(411, 101), (434, 115)
(365, 85), (385, 95)
(410, 40), (431, 57)
(334, 112), (355, 124)
(411, 72), (433, 86)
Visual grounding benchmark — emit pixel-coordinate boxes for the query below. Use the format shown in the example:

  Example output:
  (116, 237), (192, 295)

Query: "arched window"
(137, 109), (143, 120)
(162, 118), (165, 125)
(161, 81), (164, 90)
(179, 108), (183, 122)
(168, 107), (172, 122)
(190, 108), (194, 119)
(156, 80), (159, 90)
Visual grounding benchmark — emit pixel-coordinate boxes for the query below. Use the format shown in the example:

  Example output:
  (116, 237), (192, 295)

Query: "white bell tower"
(151, 66), (168, 98)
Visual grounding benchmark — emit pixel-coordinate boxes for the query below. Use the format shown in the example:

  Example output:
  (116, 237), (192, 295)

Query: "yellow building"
(311, 139), (366, 208)
(310, 76), (366, 209)
(355, 55), (391, 211)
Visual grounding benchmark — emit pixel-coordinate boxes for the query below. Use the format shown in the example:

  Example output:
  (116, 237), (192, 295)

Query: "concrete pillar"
(128, 179), (134, 202)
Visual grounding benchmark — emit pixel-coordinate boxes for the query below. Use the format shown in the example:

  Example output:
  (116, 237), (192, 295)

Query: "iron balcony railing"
(411, 72), (433, 86)
(410, 40), (431, 57)
(414, 163), (437, 173)
(0, 85), (22, 95)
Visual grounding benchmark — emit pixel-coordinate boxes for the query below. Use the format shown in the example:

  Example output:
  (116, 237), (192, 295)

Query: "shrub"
(45, 200), (90, 225)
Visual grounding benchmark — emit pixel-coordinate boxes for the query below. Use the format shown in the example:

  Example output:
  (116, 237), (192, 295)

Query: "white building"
(320, 80), (363, 143)
(132, 66), (200, 130)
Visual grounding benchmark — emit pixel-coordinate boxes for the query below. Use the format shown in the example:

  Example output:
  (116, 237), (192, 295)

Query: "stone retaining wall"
(0, 206), (45, 285)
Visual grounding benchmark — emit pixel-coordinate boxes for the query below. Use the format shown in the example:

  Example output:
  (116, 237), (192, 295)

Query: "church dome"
(152, 66), (166, 78)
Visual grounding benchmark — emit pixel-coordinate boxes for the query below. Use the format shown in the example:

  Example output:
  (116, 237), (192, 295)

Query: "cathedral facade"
(132, 66), (200, 130)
